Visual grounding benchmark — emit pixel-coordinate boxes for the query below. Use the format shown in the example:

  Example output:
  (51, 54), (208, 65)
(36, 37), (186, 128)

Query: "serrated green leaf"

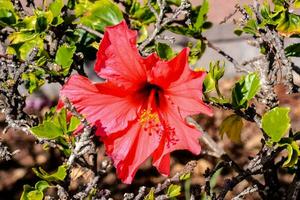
(219, 114), (243, 143)
(262, 107), (291, 142)
(167, 184), (181, 198)
(232, 73), (260, 108)
(155, 42), (175, 60)
(285, 43), (300, 57)
(55, 44), (76, 75)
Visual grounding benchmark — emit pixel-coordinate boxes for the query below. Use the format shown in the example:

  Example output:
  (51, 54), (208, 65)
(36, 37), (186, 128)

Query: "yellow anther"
(139, 109), (160, 124)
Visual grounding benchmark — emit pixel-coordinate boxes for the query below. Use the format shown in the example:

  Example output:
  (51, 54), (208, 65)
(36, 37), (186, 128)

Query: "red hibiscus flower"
(60, 20), (213, 183)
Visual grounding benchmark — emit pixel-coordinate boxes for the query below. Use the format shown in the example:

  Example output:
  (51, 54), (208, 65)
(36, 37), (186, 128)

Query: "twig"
(202, 37), (249, 73)
(186, 117), (225, 158)
(77, 24), (104, 38)
(0, 142), (20, 161)
(232, 185), (258, 200)
(138, 0), (190, 52)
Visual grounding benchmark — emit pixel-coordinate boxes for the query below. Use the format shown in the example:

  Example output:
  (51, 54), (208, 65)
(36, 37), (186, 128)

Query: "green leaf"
(137, 25), (148, 43)
(219, 114), (243, 143)
(167, 184), (181, 198)
(276, 12), (300, 37)
(262, 107), (291, 142)
(76, 0), (123, 32)
(188, 40), (206, 65)
(49, 0), (64, 17)
(68, 116), (81, 133)
(22, 69), (45, 93)
(232, 73), (260, 108)
(166, 25), (196, 37)
(180, 172), (191, 181)
(55, 44), (76, 75)
(27, 190), (43, 200)
(30, 108), (68, 139)
(155, 42), (175, 60)
(30, 121), (64, 139)
(210, 168), (222, 190)
(194, 0), (209, 31)
(35, 181), (49, 191)
(144, 188), (155, 200)
(278, 140), (300, 167)
(33, 165), (67, 182)
(203, 61), (225, 93)
(0, 0), (17, 26)
(21, 181), (48, 200)
(295, 0), (300, 8)
(285, 43), (300, 57)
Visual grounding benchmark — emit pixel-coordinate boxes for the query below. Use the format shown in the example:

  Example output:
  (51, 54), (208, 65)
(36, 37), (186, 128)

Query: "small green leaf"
(55, 44), (76, 75)
(35, 181), (49, 192)
(194, 0), (209, 31)
(276, 12), (300, 37)
(295, 0), (300, 8)
(179, 172), (191, 181)
(279, 140), (300, 167)
(30, 121), (64, 139)
(22, 69), (45, 93)
(210, 168), (222, 190)
(203, 61), (225, 93)
(144, 188), (155, 200)
(49, 0), (64, 17)
(68, 116), (81, 133)
(27, 190), (43, 200)
(188, 40), (206, 65)
(232, 73), (260, 108)
(155, 42), (175, 60)
(33, 165), (67, 182)
(0, 0), (17, 26)
(21, 181), (48, 200)
(76, 0), (123, 32)
(285, 43), (300, 57)
(137, 25), (148, 43)
(167, 184), (181, 198)
(262, 107), (291, 142)
(219, 114), (243, 143)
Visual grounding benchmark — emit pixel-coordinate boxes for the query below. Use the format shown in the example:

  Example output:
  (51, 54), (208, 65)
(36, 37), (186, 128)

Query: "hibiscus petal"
(102, 120), (161, 184)
(149, 48), (192, 88)
(152, 107), (202, 175)
(166, 71), (213, 118)
(95, 20), (158, 90)
(60, 74), (138, 133)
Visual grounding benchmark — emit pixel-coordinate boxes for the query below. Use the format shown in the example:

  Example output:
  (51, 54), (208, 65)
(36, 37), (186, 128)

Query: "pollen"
(139, 109), (162, 136)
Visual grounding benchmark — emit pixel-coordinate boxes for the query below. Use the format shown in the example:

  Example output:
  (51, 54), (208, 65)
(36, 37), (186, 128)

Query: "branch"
(77, 24), (103, 38)
(138, 0), (190, 52)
